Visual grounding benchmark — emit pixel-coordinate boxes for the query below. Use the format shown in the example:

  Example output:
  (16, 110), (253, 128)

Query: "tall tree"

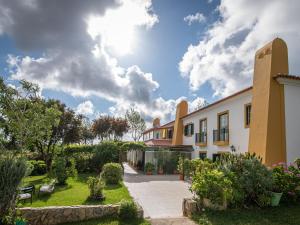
(0, 78), (61, 154)
(81, 117), (95, 145)
(92, 115), (128, 141)
(125, 108), (146, 141)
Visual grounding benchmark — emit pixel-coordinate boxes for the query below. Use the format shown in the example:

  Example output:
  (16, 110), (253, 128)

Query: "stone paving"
(123, 163), (194, 221)
(150, 218), (197, 225)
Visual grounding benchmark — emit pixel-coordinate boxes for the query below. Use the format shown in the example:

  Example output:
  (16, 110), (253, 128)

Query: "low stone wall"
(20, 203), (143, 225)
(182, 198), (199, 217)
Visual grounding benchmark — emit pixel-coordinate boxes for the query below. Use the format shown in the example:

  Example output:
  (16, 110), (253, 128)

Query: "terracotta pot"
(146, 171), (152, 175)
(179, 174), (184, 180)
(158, 169), (164, 175)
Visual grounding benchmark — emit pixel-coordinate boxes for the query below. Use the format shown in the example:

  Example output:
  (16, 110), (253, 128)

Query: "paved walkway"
(123, 163), (194, 219)
(150, 218), (197, 225)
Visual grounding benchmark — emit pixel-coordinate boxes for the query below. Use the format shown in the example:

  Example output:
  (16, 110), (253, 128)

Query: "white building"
(143, 38), (300, 166)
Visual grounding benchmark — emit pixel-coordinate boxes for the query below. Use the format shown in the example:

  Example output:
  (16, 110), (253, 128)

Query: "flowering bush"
(272, 160), (300, 201)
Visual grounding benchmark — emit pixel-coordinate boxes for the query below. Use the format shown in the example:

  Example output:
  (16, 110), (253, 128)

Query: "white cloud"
(76, 101), (94, 116)
(3, 0), (160, 106)
(179, 0), (300, 97)
(184, 12), (206, 26)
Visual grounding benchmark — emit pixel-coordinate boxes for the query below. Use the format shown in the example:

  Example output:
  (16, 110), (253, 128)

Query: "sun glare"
(87, 1), (144, 56)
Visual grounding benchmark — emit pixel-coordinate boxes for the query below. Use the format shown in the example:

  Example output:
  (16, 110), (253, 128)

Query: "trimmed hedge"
(64, 145), (95, 155)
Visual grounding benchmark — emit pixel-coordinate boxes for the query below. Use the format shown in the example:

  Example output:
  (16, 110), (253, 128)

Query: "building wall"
(284, 83), (300, 163)
(182, 90), (252, 159)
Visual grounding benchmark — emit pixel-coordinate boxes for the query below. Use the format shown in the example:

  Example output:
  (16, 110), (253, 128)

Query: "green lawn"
(193, 203), (300, 225)
(59, 217), (150, 225)
(20, 173), (132, 207)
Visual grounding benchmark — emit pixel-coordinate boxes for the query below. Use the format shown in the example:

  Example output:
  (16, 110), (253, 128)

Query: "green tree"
(125, 108), (146, 141)
(0, 78), (61, 153)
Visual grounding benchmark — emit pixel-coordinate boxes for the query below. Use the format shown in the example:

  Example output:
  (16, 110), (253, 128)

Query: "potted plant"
(145, 162), (154, 175)
(177, 157), (184, 180)
(15, 216), (27, 225)
(157, 158), (164, 175)
(271, 165), (285, 206)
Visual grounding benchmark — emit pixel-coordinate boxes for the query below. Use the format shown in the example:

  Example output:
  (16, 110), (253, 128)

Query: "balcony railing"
(213, 128), (229, 144)
(195, 132), (207, 144)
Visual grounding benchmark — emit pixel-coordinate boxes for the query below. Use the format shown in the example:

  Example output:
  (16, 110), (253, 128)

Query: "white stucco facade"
(279, 79), (300, 163)
(182, 89), (252, 159)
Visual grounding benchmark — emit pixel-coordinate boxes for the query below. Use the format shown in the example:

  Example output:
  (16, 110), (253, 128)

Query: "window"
(199, 152), (207, 160)
(213, 111), (229, 144)
(184, 123), (194, 136)
(212, 153), (221, 162)
(244, 103), (251, 128)
(199, 119), (207, 143)
(167, 129), (173, 139)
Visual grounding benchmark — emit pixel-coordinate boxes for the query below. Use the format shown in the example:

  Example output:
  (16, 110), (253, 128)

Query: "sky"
(0, 0), (300, 127)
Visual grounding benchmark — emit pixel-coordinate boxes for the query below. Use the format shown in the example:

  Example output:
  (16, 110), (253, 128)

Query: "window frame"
(184, 123), (194, 137)
(244, 103), (251, 128)
(199, 118), (207, 145)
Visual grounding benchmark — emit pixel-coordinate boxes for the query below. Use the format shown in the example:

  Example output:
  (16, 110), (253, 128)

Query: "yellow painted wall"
(248, 38), (287, 165)
(172, 101), (188, 145)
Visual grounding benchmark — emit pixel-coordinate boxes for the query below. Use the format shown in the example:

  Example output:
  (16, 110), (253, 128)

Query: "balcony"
(213, 128), (229, 146)
(195, 132), (207, 146)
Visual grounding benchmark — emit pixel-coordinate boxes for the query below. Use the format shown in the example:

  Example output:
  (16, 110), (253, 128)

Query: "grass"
(59, 217), (150, 225)
(20, 173), (132, 207)
(193, 203), (300, 225)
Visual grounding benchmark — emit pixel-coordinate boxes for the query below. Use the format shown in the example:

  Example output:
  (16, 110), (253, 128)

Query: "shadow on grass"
(104, 183), (122, 190)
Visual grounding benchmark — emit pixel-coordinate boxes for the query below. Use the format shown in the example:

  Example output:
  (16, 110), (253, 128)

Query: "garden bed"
(20, 173), (132, 207)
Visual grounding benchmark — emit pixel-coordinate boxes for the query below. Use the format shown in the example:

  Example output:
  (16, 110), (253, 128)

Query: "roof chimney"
(172, 100), (188, 145)
(153, 118), (160, 128)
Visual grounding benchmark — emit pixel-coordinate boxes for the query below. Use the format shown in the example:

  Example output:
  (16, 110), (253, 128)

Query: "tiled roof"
(143, 120), (175, 134)
(274, 74), (300, 81)
(144, 139), (173, 147)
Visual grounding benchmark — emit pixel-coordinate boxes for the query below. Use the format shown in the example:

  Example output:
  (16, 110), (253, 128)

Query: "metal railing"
(195, 132), (207, 144)
(213, 128), (229, 142)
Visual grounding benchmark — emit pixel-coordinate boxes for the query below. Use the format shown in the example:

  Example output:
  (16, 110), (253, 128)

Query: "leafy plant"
(119, 200), (137, 220)
(145, 162), (155, 173)
(66, 158), (78, 179)
(217, 153), (273, 207)
(272, 162), (300, 201)
(92, 142), (120, 172)
(0, 154), (27, 225)
(101, 163), (123, 185)
(191, 168), (233, 205)
(53, 157), (68, 185)
(28, 160), (47, 175)
(87, 176), (104, 200)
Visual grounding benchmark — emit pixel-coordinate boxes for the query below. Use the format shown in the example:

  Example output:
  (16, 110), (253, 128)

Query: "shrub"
(0, 154), (27, 225)
(87, 176), (104, 200)
(92, 142), (120, 172)
(145, 162), (155, 173)
(28, 160), (47, 175)
(272, 162), (300, 201)
(53, 157), (68, 185)
(101, 163), (123, 185)
(119, 200), (137, 220)
(217, 153), (273, 207)
(191, 168), (233, 205)
(64, 145), (95, 155)
(66, 158), (78, 179)
(71, 152), (93, 172)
